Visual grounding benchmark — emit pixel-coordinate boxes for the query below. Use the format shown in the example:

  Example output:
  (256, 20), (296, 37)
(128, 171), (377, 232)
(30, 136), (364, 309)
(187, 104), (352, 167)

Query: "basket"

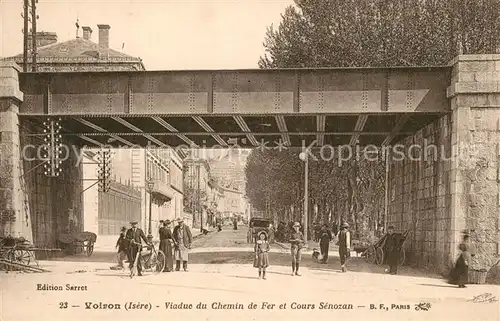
(468, 269), (487, 284)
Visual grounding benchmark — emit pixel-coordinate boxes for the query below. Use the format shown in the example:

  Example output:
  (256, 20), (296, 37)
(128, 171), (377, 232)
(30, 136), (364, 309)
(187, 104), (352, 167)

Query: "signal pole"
(22, 0), (29, 71)
(30, 0), (38, 71)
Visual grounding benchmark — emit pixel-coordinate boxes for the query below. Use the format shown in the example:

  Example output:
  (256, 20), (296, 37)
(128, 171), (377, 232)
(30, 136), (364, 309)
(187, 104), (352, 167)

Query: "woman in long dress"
(449, 235), (472, 287)
(159, 220), (174, 272)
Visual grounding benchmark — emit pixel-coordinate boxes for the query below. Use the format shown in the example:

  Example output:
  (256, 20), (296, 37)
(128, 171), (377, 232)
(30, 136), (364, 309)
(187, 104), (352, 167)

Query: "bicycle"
(129, 241), (166, 278)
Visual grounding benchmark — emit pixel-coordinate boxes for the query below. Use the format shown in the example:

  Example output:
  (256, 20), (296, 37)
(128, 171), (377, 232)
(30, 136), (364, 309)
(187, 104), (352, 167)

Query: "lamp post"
(146, 179), (154, 242)
(299, 152), (309, 242)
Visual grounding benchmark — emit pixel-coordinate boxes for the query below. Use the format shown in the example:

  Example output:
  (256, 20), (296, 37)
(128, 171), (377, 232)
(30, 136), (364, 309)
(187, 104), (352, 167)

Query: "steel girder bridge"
(18, 66), (451, 149)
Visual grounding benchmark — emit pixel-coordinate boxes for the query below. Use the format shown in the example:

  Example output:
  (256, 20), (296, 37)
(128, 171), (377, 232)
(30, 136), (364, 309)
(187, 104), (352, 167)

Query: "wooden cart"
(0, 236), (57, 272)
(362, 229), (410, 266)
(57, 232), (97, 257)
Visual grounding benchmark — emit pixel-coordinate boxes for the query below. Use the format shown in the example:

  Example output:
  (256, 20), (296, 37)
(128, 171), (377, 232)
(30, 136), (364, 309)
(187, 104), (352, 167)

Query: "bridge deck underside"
(21, 113), (445, 148)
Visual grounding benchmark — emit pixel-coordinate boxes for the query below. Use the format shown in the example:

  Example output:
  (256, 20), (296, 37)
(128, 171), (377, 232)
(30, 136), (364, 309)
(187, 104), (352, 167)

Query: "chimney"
(97, 24), (110, 49)
(82, 26), (92, 41)
(27, 32), (57, 49)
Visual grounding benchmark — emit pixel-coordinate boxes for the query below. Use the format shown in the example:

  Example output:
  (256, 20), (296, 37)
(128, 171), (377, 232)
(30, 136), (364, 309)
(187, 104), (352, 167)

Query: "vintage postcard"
(1, 0), (499, 320)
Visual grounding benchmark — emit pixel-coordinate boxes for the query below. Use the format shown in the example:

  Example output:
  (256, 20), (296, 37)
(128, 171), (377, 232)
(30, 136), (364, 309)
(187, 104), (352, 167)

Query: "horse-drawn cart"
(57, 232), (97, 257)
(361, 229), (410, 266)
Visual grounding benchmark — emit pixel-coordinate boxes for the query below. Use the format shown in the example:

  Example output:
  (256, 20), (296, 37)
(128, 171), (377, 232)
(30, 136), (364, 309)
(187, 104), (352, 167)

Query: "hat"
(130, 221), (138, 225)
(120, 226), (127, 232)
(177, 217), (184, 223)
(387, 225), (395, 230)
(293, 222), (301, 227)
(341, 222), (349, 228)
(164, 219), (171, 224)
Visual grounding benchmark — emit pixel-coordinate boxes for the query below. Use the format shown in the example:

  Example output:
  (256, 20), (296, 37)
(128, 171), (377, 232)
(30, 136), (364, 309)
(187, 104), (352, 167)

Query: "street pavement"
(2, 227), (499, 321)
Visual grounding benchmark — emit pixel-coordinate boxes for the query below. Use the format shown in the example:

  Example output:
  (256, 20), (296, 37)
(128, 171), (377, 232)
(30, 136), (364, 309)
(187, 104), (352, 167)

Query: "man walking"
(319, 224), (332, 264)
(173, 218), (193, 272)
(338, 222), (351, 272)
(126, 221), (149, 276)
(289, 222), (305, 276)
(384, 226), (401, 275)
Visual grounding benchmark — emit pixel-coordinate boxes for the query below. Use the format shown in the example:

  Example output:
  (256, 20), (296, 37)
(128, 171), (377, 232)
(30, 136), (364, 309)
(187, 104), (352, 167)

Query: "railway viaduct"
(0, 54), (499, 275)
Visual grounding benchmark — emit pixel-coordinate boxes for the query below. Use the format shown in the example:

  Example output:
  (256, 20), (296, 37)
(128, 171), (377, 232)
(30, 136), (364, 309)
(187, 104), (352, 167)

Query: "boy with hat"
(111, 226), (128, 270)
(338, 222), (351, 272)
(289, 222), (305, 276)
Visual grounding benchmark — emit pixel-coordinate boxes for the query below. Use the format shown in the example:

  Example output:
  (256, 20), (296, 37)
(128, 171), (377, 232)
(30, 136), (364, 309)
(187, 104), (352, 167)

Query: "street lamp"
(146, 179), (155, 242)
(299, 152), (309, 242)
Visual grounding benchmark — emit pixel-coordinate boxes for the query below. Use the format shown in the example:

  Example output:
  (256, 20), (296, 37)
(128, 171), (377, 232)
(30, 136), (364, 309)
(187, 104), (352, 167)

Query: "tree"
(259, 0), (500, 68)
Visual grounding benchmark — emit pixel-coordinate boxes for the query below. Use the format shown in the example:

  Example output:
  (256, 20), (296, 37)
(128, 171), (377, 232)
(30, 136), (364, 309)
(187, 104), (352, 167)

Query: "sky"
(0, 0), (293, 70)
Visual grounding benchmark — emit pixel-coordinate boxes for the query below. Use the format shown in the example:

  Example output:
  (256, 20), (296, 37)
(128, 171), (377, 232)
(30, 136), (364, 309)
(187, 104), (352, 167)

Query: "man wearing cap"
(125, 221), (149, 276)
(159, 220), (174, 272)
(173, 218), (193, 272)
(289, 222), (305, 276)
(338, 222), (351, 272)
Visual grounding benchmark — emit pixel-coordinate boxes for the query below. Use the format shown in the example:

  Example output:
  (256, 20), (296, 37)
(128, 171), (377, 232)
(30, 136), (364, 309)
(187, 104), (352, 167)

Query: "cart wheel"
(365, 246), (376, 264)
(398, 248), (405, 266)
(375, 247), (384, 265)
(10, 249), (31, 265)
(154, 250), (166, 274)
(86, 241), (94, 257)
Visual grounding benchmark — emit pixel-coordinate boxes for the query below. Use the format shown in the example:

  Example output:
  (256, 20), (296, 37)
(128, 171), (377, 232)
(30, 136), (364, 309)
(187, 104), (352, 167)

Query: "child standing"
(254, 231), (270, 279)
(111, 226), (128, 270)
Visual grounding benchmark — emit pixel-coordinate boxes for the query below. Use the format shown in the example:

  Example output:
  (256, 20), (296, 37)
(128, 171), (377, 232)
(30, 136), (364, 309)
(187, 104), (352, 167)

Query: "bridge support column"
(447, 54), (500, 276)
(0, 61), (32, 240)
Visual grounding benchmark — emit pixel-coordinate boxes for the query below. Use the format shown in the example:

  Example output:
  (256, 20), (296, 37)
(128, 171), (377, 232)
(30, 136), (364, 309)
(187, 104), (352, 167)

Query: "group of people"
(254, 220), (409, 279)
(252, 221), (353, 279)
(113, 218), (192, 276)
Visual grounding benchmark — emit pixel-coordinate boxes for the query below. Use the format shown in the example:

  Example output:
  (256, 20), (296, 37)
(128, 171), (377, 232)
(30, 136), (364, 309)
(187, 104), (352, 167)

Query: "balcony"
(149, 179), (176, 202)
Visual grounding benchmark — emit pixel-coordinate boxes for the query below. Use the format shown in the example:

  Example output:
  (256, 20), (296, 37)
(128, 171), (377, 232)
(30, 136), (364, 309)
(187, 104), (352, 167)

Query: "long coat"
(173, 225), (193, 248)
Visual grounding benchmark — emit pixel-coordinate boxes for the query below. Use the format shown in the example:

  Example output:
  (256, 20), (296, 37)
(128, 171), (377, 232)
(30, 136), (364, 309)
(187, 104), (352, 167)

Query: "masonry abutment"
(447, 55), (500, 274)
(0, 61), (32, 240)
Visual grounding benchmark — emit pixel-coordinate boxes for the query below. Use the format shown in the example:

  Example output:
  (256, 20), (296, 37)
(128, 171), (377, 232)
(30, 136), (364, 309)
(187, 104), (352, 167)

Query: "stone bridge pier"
(387, 55), (500, 275)
(0, 61), (83, 248)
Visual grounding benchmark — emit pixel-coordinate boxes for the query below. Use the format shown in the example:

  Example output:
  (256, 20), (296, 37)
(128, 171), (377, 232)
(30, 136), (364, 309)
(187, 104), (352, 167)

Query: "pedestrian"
(384, 226), (401, 275)
(159, 220), (174, 272)
(125, 221), (149, 276)
(338, 222), (351, 272)
(449, 234), (473, 287)
(173, 218), (193, 272)
(253, 231), (270, 279)
(111, 226), (128, 270)
(289, 222), (305, 276)
(319, 224), (332, 264)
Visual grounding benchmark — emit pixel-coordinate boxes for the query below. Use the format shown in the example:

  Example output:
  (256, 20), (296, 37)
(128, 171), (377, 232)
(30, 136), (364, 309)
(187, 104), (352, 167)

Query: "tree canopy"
(259, 0), (500, 68)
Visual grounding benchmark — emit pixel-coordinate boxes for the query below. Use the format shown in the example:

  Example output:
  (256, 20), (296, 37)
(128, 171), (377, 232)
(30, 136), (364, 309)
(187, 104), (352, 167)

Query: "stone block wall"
(389, 55), (500, 279)
(448, 55), (500, 274)
(388, 115), (453, 273)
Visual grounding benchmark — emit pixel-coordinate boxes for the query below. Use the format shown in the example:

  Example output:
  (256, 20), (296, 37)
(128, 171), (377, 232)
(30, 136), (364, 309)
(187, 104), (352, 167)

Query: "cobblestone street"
(2, 227), (499, 321)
